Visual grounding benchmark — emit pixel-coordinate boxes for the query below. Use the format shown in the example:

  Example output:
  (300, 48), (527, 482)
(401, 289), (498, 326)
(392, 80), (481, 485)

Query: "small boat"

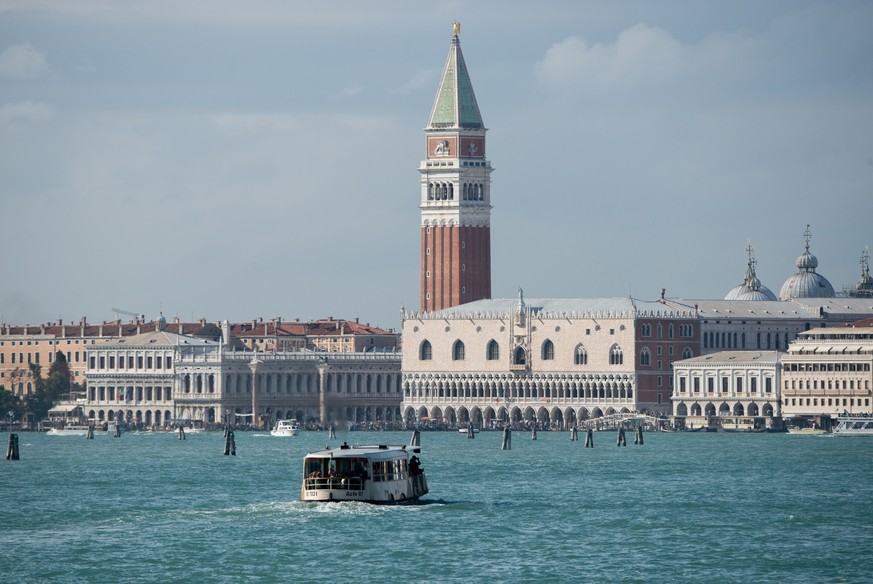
(458, 427), (479, 434)
(787, 426), (828, 435)
(271, 419), (300, 437)
(46, 425), (91, 436)
(832, 414), (873, 436)
(300, 442), (428, 504)
(46, 421), (118, 436)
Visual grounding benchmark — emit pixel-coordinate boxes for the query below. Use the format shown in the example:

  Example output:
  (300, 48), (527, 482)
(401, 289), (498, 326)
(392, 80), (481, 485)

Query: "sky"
(1, 1), (871, 332)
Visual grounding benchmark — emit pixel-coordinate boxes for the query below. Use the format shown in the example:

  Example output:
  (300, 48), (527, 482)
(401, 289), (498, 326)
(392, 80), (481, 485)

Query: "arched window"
(574, 345), (588, 365)
(452, 340), (465, 361)
(514, 346), (526, 365)
(640, 348), (651, 366)
(541, 339), (555, 360)
(641, 324), (651, 337)
(682, 347), (693, 359)
(486, 340), (499, 361)
(419, 340), (432, 361)
(609, 344), (624, 365)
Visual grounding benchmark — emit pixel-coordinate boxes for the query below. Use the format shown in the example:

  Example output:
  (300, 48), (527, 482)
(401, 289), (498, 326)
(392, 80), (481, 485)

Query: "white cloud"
(337, 85), (362, 98)
(0, 101), (55, 124)
(535, 25), (684, 94)
(392, 68), (438, 95)
(0, 42), (49, 79)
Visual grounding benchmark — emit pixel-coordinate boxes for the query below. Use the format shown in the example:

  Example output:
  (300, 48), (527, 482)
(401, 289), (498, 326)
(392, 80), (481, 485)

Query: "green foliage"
(0, 385), (24, 420)
(22, 359), (75, 421)
(49, 350), (70, 381)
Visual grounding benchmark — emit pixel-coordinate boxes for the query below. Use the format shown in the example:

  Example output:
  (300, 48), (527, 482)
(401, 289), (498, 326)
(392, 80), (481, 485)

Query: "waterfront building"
(420, 22), (492, 312)
(780, 319), (873, 419)
(661, 296), (873, 356)
(174, 342), (402, 429)
(401, 290), (699, 428)
(82, 320), (402, 429)
(83, 319), (197, 427)
(671, 351), (781, 429)
(0, 317), (173, 397)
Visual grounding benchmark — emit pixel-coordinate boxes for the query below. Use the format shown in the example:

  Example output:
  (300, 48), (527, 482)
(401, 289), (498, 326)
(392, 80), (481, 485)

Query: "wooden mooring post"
(6, 433), (19, 460)
(617, 426), (627, 447)
(223, 430), (236, 456)
(585, 428), (593, 448)
(501, 426), (511, 450)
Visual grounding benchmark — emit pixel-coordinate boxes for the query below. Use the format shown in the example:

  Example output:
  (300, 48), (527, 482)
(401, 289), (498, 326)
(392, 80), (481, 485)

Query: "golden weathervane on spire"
(453, 22), (460, 37)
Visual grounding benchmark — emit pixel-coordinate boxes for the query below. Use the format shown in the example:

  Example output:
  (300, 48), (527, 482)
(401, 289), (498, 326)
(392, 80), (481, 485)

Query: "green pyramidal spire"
(428, 23), (484, 130)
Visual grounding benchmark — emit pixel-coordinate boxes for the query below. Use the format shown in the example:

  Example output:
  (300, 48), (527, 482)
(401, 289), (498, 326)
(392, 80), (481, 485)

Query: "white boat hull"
(271, 420), (300, 436)
(271, 429), (299, 437)
(300, 475), (428, 504)
(832, 416), (873, 436)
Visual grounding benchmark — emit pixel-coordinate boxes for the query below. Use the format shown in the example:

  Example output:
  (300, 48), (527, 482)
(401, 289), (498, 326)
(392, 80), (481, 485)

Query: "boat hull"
(300, 475), (429, 504)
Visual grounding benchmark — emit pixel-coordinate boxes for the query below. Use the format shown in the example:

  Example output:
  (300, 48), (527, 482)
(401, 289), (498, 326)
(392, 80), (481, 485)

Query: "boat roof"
(304, 443), (420, 460)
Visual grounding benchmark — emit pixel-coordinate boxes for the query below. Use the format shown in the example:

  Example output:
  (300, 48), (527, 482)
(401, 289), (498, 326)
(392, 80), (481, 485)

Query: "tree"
(0, 385), (24, 422)
(49, 350), (71, 384)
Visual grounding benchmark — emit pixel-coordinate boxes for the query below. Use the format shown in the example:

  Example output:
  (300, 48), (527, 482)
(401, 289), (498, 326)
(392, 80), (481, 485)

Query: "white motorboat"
(832, 414), (873, 436)
(46, 421), (118, 436)
(46, 425), (91, 436)
(271, 419), (300, 437)
(458, 427), (480, 434)
(300, 443), (428, 504)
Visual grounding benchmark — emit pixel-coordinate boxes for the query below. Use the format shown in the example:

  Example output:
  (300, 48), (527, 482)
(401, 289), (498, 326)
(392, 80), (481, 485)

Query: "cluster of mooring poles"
(615, 424), (645, 447)
(410, 428), (421, 447)
(490, 423), (643, 450)
(178, 426), (186, 440)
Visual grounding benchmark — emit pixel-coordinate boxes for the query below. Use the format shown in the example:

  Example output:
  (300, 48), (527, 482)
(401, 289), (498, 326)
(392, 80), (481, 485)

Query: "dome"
(724, 242), (777, 301)
(725, 283), (778, 301)
(779, 271), (835, 300)
(796, 250), (818, 270)
(779, 226), (835, 300)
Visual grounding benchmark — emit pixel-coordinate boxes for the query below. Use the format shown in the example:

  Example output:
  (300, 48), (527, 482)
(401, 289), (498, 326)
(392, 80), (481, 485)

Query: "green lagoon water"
(1, 430), (871, 583)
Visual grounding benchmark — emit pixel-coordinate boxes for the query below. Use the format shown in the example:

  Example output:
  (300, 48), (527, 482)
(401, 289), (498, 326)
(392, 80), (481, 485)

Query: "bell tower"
(420, 22), (493, 312)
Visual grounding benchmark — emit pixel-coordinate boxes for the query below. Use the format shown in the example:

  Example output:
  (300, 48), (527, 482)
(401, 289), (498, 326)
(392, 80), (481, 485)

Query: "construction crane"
(111, 307), (144, 321)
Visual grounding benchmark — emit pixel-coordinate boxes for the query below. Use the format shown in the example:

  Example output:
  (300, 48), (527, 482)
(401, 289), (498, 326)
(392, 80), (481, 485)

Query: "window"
(513, 346), (526, 365)
(574, 345), (588, 365)
(452, 340), (465, 361)
(641, 324), (652, 337)
(609, 344), (623, 365)
(419, 340), (432, 361)
(486, 340), (500, 361)
(640, 348), (651, 366)
(541, 340), (555, 360)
